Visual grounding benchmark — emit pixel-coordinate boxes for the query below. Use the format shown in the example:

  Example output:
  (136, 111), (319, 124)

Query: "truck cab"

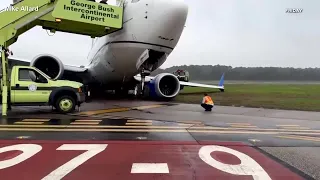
(2, 66), (86, 113)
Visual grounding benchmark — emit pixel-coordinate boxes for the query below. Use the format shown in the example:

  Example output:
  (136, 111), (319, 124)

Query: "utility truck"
(173, 69), (190, 82)
(0, 66), (86, 113)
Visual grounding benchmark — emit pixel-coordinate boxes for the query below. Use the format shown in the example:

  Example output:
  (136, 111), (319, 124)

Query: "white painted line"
(131, 163), (169, 173)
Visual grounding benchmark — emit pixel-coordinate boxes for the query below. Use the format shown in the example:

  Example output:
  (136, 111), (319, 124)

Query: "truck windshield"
(36, 69), (52, 80)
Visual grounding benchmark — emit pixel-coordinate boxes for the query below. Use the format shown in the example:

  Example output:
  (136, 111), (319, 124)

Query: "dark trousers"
(201, 103), (213, 111)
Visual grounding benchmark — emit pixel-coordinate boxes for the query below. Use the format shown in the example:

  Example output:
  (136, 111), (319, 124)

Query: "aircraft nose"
(149, 0), (188, 47)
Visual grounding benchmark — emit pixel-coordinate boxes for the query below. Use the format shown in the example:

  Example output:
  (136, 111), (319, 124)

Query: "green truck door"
(13, 68), (51, 103)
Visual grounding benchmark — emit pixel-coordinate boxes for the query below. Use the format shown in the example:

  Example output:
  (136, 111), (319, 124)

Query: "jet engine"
(147, 73), (181, 100)
(30, 54), (64, 80)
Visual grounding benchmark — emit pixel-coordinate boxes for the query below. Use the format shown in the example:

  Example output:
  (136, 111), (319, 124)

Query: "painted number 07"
(0, 144), (107, 180)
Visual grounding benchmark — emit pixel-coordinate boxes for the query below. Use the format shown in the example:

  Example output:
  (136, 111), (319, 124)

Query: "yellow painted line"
(1, 124), (320, 133)
(276, 135), (320, 142)
(230, 125), (257, 128)
(227, 123), (251, 125)
(74, 120), (102, 122)
(77, 107), (131, 116)
(14, 122), (44, 125)
(132, 104), (165, 110)
(0, 125), (186, 129)
(0, 128), (280, 134)
(279, 135), (320, 140)
(125, 123), (153, 126)
(99, 116), (115, 118)
(0, 127), (320, 135)
(1, 128), (320, 135)
(177, 123), (194, 126)
(280, 127), (310, 129)
(76, 104), (165, 116)
(0, 128), (189, 133)
(127, 120), (153, 123)
(22, 119), (50, 122)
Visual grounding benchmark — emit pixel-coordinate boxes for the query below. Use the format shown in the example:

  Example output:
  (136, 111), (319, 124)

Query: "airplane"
(5, 0), (225, 100)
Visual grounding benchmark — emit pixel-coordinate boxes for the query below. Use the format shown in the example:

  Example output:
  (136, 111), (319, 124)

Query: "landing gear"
(137, 69), (151, 98)
(135, 84), (150, 99)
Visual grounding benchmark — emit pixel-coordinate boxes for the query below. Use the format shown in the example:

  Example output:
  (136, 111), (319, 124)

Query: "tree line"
(151, 65), (320, 81)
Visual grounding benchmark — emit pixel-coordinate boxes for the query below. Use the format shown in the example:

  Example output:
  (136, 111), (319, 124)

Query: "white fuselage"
(85, 0), (188, 86)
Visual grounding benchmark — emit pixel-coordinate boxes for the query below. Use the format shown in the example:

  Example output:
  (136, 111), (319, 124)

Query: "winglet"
(218, 73), (225, 87)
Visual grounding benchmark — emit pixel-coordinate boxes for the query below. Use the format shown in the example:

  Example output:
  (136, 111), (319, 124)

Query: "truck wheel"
(55, 95), (76, 113)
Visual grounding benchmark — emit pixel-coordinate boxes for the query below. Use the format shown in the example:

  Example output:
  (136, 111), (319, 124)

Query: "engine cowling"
(30, 54), (64, 80)
(147, 73), (181, 99)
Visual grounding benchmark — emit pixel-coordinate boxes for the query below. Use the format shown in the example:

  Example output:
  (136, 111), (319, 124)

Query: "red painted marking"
(211, 151), (241, 165)
(0, 140), (303, 180)
(0, 151), (22, 161)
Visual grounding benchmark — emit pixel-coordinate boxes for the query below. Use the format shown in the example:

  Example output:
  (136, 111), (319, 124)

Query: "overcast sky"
(1, 0), (319, 68)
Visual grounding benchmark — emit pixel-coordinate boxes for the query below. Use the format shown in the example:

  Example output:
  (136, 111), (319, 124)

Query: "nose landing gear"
(136, 69), (151, 98)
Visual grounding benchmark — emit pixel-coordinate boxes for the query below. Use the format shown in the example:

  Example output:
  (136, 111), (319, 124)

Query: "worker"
(201, 93), (214, 111)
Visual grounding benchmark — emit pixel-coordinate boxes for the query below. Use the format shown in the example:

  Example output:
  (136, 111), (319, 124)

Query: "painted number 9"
(199, 145), (271, 180)
(0, 144), (42, 169)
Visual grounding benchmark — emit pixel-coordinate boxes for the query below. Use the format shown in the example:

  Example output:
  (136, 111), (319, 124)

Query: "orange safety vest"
(204, 96), (214, 105)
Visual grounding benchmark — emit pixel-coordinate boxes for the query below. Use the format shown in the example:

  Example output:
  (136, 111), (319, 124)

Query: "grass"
(173, 84), (320, 111)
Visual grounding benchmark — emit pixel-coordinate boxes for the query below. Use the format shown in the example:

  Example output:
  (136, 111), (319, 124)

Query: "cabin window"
(131, 0), (139, 3)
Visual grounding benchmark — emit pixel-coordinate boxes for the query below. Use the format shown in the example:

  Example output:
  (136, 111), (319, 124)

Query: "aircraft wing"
(134, 73), (225, 90)
(179, 81), (224, 89)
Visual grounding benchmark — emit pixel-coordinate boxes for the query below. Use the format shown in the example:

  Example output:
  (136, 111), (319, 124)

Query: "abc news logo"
(286, 8), (303, 13)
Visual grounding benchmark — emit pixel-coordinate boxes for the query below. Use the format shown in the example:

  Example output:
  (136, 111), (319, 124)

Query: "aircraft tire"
(55, 95), (76, 114)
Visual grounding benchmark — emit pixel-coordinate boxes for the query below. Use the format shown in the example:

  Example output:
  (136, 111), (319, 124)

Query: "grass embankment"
(174, 84), (320, 111)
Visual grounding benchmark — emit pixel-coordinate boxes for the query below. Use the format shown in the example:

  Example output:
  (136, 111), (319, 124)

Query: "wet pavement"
(0, 100), (319, 179)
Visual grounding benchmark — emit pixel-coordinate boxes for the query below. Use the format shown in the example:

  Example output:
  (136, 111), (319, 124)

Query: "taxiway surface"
(0, 100), (319, 179)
